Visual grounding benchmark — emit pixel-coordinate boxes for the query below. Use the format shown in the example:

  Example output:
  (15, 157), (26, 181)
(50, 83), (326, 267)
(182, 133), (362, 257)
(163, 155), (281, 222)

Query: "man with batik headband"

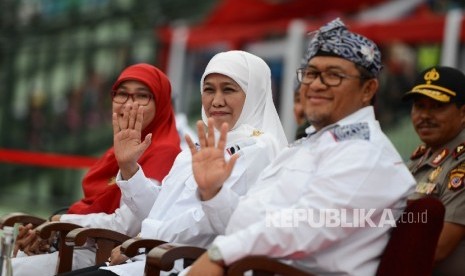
(303, 18), (382, 78)
(403, 66), (465, 276)
(187, 18), (415, 275)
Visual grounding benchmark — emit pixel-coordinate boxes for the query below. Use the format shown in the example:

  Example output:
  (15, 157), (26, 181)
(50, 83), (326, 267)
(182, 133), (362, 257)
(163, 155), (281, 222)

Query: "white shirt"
(103, 129), (283, 276)
(212, 106), (416, 276)
(59, 196), (150, 238)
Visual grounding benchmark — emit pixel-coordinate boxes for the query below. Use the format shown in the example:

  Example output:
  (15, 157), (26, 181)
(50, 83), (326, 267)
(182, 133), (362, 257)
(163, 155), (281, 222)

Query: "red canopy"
(157, 0), (462, 49)
(202, 0), (386, 27)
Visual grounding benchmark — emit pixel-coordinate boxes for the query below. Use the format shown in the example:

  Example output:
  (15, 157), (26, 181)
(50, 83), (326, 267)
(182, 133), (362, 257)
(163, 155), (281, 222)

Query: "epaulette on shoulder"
(453, 142), (465, 159)
(410, 145), (427, 160)
(330, 122), (370, 142)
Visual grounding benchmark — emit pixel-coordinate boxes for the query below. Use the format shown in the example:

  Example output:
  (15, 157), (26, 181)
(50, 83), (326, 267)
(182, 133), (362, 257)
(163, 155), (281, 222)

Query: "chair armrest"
(35, 221), (82, 274)
(120, 238), (167, 258)
(65, 227), (130, 265)
(0, 212), (46, 228)
(145, 243), (206, 276)
(65, 227), (130, 247)
(35, 221), (82, 239)
(226, 256), (314, 276)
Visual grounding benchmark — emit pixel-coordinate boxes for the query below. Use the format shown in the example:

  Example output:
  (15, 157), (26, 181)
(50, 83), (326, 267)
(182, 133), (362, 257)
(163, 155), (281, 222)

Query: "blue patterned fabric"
(331, 122), (370, 142)
(304, 18), (382, 76)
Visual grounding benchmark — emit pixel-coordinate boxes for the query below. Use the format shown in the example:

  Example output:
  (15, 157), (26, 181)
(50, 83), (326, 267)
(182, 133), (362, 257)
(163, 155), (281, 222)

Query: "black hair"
(355, 64), (376, 84)
(355, 64), (377, 105)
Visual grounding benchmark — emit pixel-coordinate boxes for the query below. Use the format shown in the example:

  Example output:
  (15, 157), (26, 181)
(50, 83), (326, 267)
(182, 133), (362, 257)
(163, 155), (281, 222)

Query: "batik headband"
(304, 18), (382, 76)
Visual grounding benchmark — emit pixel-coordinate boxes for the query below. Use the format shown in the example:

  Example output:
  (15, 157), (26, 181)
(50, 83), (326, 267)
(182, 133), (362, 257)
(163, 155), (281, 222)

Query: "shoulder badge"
(453, 143), (465, 159)
(330, 122), (370, 142)
(410, 145), (427, 160)
(448, 162), (465, 191)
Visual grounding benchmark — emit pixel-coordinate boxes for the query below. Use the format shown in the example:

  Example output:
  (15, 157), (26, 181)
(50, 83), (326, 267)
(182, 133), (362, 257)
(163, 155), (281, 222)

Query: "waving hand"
(185, 118), (239, 200)
(113, 102), (151, 180)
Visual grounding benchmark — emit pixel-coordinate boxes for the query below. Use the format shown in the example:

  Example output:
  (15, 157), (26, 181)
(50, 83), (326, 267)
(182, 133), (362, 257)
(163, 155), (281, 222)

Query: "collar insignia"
(410, 145), (427, 160)
(432, 149), (449, 166)
(453, 143), (465, 159)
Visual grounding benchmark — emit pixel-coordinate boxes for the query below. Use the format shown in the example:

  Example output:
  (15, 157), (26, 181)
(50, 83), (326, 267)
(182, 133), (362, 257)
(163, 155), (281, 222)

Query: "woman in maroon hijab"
(12, 64), (181, 273)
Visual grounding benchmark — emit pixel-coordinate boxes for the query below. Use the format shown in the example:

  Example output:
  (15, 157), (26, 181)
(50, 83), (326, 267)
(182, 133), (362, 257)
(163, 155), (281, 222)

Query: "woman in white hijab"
(62, 50), (287, 276)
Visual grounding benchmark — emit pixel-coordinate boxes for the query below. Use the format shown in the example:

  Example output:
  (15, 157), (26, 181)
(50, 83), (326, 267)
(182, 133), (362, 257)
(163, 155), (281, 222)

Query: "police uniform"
(403, 66), (465, 276)
(408, 130), (465, 275)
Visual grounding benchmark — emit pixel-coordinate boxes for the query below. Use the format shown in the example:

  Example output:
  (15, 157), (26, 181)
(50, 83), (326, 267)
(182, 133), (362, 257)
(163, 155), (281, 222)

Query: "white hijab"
(200, 50), (288, 148)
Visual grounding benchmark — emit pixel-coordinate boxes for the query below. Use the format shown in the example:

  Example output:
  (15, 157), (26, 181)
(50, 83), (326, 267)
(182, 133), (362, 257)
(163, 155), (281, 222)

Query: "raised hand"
(113, 102), (152, 180)
(185, 118), (239, 201)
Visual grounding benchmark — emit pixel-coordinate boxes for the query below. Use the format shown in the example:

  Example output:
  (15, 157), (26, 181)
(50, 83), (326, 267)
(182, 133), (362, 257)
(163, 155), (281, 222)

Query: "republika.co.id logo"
(265, 208), (428, 228)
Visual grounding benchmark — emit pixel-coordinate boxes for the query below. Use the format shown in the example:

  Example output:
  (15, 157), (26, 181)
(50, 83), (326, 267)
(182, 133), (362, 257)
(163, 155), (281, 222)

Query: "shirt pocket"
(278, 150), (318, 201)
(263, 148), (317, 179)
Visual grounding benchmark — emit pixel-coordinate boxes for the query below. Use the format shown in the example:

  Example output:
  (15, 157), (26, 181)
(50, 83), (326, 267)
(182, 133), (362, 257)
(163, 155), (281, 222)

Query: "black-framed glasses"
(111, 90), (153, 106)
(296, 68), (364, 87)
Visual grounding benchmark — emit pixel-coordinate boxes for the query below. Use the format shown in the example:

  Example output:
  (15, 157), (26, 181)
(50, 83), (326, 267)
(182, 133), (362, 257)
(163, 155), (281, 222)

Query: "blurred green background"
(3, 0), (462, 218)
(0, 0), (216, 217)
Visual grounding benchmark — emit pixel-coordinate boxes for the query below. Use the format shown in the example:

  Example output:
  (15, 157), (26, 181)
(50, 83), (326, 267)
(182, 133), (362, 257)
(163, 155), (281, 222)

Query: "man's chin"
(418, 136), (440, 147)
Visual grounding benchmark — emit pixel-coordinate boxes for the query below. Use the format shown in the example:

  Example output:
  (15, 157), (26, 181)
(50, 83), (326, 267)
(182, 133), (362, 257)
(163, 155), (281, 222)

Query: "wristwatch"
(207, 245), (225, 267)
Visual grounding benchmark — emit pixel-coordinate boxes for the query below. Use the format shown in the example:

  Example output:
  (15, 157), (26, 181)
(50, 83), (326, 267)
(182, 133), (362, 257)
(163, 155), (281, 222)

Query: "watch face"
(208, 246), (223, 262)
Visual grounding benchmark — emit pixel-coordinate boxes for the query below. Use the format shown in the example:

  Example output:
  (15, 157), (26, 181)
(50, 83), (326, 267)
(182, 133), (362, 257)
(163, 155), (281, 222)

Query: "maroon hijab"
(68, 64), (181, 214)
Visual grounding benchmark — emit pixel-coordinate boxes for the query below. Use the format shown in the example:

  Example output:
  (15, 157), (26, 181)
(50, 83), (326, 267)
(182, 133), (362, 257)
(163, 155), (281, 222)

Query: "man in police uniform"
(403, 66), (465, 276)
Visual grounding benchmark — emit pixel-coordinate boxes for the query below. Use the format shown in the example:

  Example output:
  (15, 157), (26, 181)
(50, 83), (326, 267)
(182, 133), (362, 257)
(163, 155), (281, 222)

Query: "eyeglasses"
(111, 90), (153, 106)
(296, 68), (364, 87)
